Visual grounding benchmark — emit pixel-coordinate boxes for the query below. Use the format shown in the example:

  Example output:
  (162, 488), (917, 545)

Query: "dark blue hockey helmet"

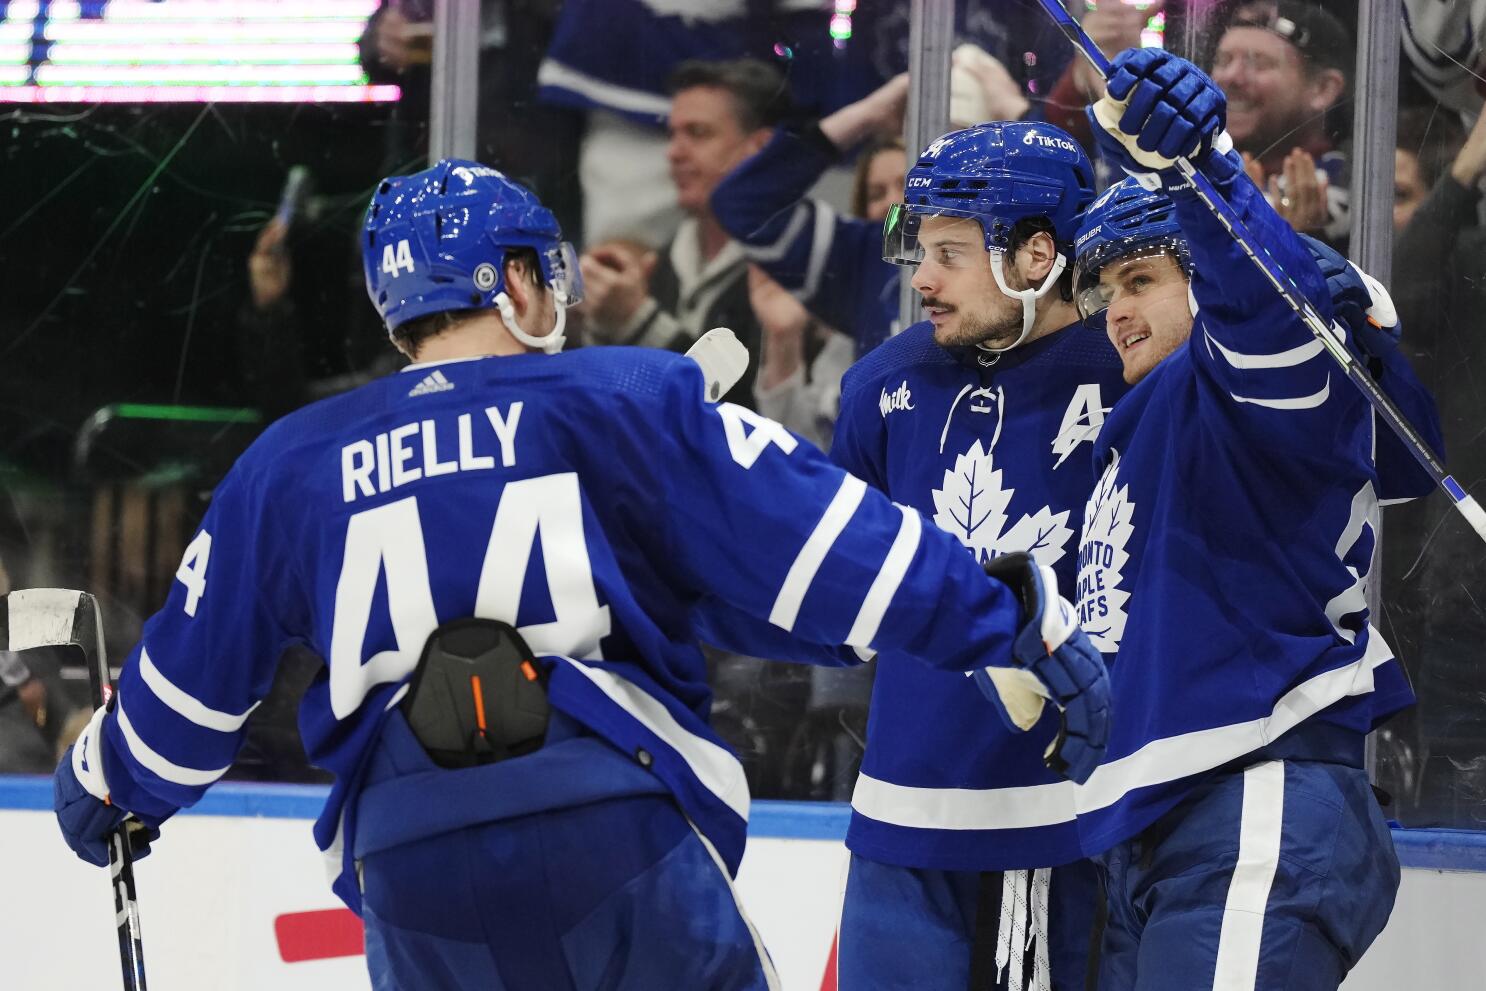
(883, 121), (1096, 263)
(883, 122), (1096, 351)
(1071, 178), (1191, 322)
(362, 159), (582, 351)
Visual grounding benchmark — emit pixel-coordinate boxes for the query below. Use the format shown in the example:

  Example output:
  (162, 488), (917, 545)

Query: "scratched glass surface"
(2, 0), (1483, 832)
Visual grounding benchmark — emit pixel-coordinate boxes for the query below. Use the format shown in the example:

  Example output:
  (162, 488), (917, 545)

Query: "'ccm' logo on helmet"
(1022, 131), (1079, 153)
(382, 239), (415, 276)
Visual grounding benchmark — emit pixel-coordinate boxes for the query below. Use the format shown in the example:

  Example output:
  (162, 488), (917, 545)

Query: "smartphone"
(273, 165), (312, 230)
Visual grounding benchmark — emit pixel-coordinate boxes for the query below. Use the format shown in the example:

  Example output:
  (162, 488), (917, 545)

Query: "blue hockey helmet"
(883, 121), (1096, 350)
(1071, 178), (1191, 323)
(362, 159), (582, 353)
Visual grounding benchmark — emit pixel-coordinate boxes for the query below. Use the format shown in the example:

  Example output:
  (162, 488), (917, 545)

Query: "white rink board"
(0, 805), (848, 991)
(2, 796), (1483, 990)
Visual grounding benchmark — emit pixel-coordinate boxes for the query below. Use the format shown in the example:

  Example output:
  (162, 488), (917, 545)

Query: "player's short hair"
(667, 58), (793, 133)
(1010, 216), (1076, 302)
(391, 247), (543, 357)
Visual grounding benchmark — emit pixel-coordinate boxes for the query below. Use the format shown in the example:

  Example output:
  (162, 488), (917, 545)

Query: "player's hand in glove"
(1300, 233), (1400, 359)
(972, 552), (1110, 784)
(54, 704), (159, 866)
(1086, 48), (1230, 178)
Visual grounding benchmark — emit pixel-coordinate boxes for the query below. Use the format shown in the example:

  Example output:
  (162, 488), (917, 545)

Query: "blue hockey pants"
(1095, 759), (1399, 990)
(838, 855), (1100, 989)
(359, 793), (777, 990)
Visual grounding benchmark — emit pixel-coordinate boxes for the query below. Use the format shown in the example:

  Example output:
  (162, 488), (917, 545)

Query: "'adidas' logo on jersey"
(408, 370), (455, 397)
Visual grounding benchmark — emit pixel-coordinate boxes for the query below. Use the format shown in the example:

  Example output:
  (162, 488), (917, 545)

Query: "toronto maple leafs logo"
(1076, 451), (1135, 653)
(930, 440), (1073, 567)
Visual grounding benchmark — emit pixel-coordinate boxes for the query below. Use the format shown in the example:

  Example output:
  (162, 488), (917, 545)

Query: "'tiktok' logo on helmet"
(1022, 130), (1079, 154)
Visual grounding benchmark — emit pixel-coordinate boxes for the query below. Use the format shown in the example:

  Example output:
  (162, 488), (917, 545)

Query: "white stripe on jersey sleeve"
(1204, 329), (1326, 369)
(845, 504), (922, 649)
(534, 59), (672, 117)
(116, 697), (232, 787)
(739, 203), (812, 263)
(139, 647), (259, 733)
(770, 474), (868, 631)
(1229, 375), (1331, 410)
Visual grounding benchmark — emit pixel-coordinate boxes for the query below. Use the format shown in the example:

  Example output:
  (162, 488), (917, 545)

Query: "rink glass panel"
(4, 0), (1484, 833)
(0, 0), (414, 783)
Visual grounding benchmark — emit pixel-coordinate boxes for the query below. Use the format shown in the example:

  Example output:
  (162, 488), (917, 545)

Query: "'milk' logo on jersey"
(1076, 451), (1135, 653)
(879, 381), (915, 417)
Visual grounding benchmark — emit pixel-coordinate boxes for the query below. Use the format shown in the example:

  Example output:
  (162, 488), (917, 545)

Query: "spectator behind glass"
(536, 0), (1073, 247)
(853, 137), (908, 224)
(1045, 0), (1163, 159)
(1382, 105), (1486, 825)
(359, 0), (582, 236)
(711, 47), (1028, 363)
(576, 58), (790, 408)
(1393, 107), (1467, 232)
(1211, 0), (1351, 242)
(745, 135), (907, 450)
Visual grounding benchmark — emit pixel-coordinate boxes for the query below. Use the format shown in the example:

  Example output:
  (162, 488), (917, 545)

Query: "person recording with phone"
(236, 168), (405, 419)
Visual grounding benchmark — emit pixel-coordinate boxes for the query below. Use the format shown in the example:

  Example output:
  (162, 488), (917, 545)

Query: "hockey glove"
(54, 704), (158, 867)
(973, 552), (1110, 784)
(1300, 234), (1401, 359)
(1087, 48), (1228, 180)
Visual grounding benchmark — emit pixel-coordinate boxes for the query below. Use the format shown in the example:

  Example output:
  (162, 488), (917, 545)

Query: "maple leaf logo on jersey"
(930, 440), (1074, 568)
(1076, 451), (1135, 653)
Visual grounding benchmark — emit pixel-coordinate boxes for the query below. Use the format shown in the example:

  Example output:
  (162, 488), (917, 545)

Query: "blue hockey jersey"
(712, 127), (900, 357)
(831, 320), (1129, 869)
(1061, 168), (1419, 855)
(92, 347), (1047, 912)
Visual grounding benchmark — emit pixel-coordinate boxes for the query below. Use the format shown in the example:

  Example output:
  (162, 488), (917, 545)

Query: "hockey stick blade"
(0, 587), (101, 659)
(1033, 0), (1486, 545)
(0, 589), (149, 990)
(686, 327), (751, 403)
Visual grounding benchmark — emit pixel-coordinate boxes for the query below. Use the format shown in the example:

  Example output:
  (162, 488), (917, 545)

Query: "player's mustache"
(922, 297), (955, 311)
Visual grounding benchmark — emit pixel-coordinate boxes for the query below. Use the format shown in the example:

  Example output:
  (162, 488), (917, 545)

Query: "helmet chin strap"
(495, 291), (567, 354)
(978, 250), (1067, 354)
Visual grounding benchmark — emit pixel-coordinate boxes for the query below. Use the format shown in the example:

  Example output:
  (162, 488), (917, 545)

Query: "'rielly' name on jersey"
(341, 403), (523, 503)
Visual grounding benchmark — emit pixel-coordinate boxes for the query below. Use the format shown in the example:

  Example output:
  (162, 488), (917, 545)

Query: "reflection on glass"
(1377, 4), (1486, 830)
(4, 0), (1484, 836)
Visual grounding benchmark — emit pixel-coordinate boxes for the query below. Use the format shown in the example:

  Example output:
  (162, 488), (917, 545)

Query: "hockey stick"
(1035, 0), (1486, 545)
(0, 589), (148, 990)
(686, 326), (750, 403)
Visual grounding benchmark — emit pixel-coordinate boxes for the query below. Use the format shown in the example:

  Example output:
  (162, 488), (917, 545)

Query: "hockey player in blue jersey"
(50, 159), (1112, 990)
(829, 120), (1127, 990)
(1062, 48), (1442, 989)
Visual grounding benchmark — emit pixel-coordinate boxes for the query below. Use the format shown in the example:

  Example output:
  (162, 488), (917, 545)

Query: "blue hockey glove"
(1087, 48), (1228, 178)
(54, 705), (158, 867)
(1300, 234), (1401, 359)
(972, 552), (1111, 784)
